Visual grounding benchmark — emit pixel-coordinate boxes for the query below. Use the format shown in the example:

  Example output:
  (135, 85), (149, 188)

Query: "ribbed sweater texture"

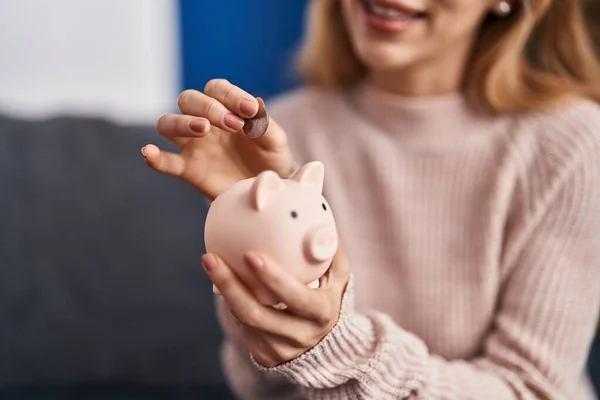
(216, 83), (600, 399)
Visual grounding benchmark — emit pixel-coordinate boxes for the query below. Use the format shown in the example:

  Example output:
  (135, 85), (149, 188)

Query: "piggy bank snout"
(304, 225), (338, 263)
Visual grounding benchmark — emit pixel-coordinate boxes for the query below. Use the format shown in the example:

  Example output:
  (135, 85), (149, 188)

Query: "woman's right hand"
(142, 79), (294, 200)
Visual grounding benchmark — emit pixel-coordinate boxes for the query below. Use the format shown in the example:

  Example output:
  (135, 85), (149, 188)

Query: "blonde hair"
(296, 0), (600, 114)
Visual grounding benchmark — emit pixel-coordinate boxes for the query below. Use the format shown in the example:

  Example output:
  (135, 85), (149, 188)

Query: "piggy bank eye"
(322, 203), (327, 211)
(291, 211), (298, 218)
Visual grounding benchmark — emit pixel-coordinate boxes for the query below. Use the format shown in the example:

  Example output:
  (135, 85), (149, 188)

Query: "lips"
(360, 0), (427, 21)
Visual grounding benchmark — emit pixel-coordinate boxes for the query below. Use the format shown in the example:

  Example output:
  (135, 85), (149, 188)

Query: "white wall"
(0, 0), (180, 124)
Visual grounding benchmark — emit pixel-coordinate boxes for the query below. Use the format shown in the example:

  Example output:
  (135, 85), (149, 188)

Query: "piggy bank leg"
(307, 279), (320, 289)
(213, 284), (221, 295)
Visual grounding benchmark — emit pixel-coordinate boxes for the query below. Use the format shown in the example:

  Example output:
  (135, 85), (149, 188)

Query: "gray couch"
(0, 113), (234, 399)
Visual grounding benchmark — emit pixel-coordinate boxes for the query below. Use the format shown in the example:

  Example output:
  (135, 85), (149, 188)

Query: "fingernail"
(224, 113), (245, 131)
(189, 119), (208, 134)
(245, 252), (264, 271)
(202, 254), (217, 272)
(240, 99), (258, 117)
(141, 146), (146, 157)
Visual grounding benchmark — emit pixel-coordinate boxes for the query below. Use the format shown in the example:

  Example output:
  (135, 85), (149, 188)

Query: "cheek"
(428, 1), (491, 42)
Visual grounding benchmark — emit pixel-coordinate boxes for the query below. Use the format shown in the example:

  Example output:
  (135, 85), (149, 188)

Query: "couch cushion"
(0, 114), (228, 390)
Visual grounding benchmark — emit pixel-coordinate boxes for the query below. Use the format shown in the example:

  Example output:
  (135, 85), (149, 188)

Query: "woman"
(142, 0), (600, 398)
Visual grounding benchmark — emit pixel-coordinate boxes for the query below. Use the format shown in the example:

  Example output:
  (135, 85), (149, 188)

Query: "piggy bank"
(204, 161), (338, 307)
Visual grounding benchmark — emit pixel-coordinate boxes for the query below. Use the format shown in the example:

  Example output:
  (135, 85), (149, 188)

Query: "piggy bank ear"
(291, 161), (324, 193)
(251, 170), (283, 210)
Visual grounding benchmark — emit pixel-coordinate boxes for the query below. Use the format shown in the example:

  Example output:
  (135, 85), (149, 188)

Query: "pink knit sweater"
(216, 83), (600, 399)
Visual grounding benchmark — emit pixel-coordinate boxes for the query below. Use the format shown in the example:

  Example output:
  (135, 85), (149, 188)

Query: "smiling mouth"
(359, 0), (427, 21)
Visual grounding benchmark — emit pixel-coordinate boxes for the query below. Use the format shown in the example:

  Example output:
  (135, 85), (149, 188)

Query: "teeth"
(370, 4), (412, 20)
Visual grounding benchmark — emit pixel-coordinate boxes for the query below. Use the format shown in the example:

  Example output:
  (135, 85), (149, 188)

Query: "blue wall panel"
(178, 1), (309, 100)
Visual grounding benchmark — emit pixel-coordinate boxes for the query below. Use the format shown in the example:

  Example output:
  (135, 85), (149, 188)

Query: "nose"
(304, 225), (339, 263)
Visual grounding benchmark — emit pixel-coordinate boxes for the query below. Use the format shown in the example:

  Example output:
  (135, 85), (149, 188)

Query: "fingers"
(201, 254), (304, 335)
(177, 79), (258, 134)
(173, 79), (290, 154)
(157, 114), (211, 140)
(141, 144), (185, 177)
(177, 89), (245, 133)
(204, 79), (259, 118)
(244, 253), (332, 324)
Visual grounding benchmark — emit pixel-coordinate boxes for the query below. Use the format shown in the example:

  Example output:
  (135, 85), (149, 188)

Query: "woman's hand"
(202, 240), (350, 368)
(142, 79), (294, 200)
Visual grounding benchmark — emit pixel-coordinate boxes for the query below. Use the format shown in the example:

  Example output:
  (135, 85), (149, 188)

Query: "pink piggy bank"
(204, 161), (338, 307)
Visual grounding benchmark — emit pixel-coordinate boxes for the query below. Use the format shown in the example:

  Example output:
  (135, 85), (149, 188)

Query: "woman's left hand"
(201, 240), (350, 368)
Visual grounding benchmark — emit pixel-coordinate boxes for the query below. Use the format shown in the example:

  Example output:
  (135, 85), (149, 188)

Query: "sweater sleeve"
(250, 139), (600, 399)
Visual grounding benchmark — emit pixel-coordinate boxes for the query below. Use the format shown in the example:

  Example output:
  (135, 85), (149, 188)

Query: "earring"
(493, 1), (512, 16)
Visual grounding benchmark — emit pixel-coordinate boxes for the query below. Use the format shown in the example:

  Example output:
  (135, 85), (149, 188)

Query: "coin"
(243, 101), (269, 139)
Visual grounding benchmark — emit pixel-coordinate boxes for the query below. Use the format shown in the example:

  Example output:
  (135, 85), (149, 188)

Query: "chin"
(341, 0), (429, 72)
(353, 40), (421, 71)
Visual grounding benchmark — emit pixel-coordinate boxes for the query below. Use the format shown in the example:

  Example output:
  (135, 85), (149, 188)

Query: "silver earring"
(494, 1), (512, 16)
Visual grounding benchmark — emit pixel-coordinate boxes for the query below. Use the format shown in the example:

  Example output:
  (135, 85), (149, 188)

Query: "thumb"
(141, 144), (185, 177)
